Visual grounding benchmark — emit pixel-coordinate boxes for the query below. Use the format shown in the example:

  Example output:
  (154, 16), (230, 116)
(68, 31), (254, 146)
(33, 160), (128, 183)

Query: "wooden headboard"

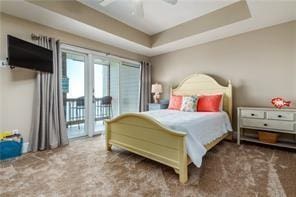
(171, 74), (233, 120)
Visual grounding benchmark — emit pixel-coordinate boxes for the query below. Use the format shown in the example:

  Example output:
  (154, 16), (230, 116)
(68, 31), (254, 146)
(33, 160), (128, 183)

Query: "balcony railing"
(64, 97), (112, 127)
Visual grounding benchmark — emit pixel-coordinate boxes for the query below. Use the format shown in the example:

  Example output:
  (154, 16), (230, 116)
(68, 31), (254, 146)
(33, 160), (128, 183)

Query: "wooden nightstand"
(148, 103), (168, 111)
(237, 107), (296, 149)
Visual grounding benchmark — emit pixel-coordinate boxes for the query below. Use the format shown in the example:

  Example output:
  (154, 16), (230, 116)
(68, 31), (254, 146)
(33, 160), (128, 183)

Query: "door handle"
(92, 95), (96, 103)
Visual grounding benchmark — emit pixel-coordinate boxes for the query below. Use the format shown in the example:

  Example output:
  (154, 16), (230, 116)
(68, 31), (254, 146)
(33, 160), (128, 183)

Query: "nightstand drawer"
(241, 119), (295, 131)
(241, 110), (265, 119)
(267, 111), (294, 121)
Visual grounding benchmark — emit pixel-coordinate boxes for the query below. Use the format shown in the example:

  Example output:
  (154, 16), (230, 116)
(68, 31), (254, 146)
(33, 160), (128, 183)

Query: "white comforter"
(143, 109), (232, 167)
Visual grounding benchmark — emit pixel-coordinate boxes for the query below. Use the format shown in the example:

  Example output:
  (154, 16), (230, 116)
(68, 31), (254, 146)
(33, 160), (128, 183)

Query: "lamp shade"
(151, 83), (162, 93)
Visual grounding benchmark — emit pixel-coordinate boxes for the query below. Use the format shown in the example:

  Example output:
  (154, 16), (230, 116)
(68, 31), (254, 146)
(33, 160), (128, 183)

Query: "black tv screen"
(7, 35), (53, 73)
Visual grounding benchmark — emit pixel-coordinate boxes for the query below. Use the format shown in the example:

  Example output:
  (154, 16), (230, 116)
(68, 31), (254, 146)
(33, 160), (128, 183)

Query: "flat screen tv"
(7, 35), (53, 73)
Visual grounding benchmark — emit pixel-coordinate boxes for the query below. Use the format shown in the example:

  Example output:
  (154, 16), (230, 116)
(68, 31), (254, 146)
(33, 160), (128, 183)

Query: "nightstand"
(148, 103), (168, 111)
(237, 107), (296, 149)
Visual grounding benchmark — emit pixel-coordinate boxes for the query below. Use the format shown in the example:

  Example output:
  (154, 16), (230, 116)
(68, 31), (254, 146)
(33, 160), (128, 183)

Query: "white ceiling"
(78, 0), (238, 35)
(1, 0), (296, 57)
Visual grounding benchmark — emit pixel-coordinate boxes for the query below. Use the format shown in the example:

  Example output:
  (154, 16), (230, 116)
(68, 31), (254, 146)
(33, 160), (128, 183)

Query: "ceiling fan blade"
(162, 0), (177, 5)
(100, 0), (116, 7)
(130, 0), (144, 18)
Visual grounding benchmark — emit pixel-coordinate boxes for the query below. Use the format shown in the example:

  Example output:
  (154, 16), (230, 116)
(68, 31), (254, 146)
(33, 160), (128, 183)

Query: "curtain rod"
(60, 42), (146, 64)
(31, 33), (41, 40)
(31, 33), (149, 64)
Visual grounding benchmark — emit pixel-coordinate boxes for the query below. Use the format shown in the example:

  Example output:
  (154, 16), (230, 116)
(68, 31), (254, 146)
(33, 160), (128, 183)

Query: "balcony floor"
(67, 121), (104, 139)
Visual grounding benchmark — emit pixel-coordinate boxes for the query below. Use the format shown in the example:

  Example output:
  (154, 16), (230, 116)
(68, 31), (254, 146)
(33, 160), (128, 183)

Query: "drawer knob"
(251, 113), (255, 116)
(264, 123), (268, 126)
(278, 115), (282, 118)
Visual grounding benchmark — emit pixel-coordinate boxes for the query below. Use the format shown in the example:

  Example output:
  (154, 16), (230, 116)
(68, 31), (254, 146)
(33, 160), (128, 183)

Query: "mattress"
(143, 109), (233, 167)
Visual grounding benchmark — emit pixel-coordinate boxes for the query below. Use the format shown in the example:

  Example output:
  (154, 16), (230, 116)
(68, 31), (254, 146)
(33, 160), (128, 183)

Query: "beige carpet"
(1, 136), (295, 197)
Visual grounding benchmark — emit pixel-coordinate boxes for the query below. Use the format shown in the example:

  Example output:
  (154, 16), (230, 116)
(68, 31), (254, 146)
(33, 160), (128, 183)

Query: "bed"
(105, 74), (233, 183)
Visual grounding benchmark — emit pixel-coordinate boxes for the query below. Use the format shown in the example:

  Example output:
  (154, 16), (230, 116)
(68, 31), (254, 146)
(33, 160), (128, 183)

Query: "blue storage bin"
(0, 138), (23, 160)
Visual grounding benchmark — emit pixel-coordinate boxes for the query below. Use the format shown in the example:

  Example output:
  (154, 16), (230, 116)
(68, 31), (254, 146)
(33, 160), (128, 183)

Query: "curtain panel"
(139, 61), (152, 112)
(29, 36), (68, 151)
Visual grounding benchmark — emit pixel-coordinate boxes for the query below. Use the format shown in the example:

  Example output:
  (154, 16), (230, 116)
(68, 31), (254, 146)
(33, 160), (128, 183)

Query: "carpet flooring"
(0, 136), (295, 197)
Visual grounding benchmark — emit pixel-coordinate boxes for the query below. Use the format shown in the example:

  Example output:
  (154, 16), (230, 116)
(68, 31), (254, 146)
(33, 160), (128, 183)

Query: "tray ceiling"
(78, 0), (238, 35)
(1, 0), (296, 57)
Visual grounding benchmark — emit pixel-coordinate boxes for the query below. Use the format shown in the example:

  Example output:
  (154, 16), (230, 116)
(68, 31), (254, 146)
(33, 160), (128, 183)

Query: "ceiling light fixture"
(99, 0), (177, 18)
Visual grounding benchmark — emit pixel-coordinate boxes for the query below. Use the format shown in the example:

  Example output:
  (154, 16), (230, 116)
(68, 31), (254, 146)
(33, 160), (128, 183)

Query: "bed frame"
(105, 74), (232, 183)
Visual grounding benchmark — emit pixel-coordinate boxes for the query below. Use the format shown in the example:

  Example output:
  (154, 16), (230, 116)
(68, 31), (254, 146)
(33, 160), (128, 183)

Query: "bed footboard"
(105, 113), (188, 183)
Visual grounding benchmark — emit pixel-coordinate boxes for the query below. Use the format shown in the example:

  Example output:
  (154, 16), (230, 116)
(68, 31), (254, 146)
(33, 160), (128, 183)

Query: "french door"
(61, 51), (88, 138)
(90, 56), (110, 136)
(61, 45), (141, 139)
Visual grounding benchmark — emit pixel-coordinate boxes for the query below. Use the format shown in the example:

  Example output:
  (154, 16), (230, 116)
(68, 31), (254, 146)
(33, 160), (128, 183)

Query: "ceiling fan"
(98, 0), (178, 17)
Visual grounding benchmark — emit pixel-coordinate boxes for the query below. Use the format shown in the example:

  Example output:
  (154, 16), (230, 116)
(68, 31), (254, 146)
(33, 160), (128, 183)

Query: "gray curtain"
(29, 36), (69, 151)
(139, 61), (152, 112)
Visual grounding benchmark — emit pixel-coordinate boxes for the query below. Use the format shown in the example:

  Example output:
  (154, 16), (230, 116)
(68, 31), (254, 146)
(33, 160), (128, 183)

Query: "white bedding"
(143, 109), (233, 167)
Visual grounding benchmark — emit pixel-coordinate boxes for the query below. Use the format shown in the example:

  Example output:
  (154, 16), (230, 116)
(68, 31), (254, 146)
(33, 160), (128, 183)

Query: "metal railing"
(64, 97), (112, 127)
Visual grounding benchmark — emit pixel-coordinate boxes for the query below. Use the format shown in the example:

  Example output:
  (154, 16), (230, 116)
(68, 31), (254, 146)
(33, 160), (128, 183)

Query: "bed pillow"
(201, 93), (224, 111)
(168, 95), (183, 110)
(197, 94), (223, 112)
(180, 96), (198, 112)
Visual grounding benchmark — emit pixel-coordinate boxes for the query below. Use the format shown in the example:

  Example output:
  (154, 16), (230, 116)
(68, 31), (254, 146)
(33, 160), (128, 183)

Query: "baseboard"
(22, 142), (29, 153)
(225, 131), (237, 141)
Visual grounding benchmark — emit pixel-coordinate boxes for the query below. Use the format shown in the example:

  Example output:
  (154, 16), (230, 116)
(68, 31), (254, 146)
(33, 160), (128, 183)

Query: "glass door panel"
(61, 51), (87, 139)
(93, 57), (110, 134)
(119, 63), (141, 113)
(110, 61), (120, 116)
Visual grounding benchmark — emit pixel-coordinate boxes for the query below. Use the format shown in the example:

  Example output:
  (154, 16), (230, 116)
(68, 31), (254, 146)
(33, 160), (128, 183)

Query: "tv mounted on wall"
(7, 35), (53, 73)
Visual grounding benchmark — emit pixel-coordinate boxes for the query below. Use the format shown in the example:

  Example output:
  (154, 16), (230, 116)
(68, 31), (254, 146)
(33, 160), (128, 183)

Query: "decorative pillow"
(197, 93), (224, 110)
(197, 94), (223, 112)
(207, 93), (223, 111)
(168, 95), (183, 110)
(218, 94), (223, 111)
(180, 96), (198, 112)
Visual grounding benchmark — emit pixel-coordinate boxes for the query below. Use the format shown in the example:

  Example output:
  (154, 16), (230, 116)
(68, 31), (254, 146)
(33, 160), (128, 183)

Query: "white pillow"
(180, 96), (198, 112)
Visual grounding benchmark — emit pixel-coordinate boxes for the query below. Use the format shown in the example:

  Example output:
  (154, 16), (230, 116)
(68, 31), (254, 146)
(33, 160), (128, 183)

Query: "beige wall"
(294, 22), (296, 98)
(151, 21), (296, 128)
(0, 13), (148, 142)
(0, 13), (3, 134)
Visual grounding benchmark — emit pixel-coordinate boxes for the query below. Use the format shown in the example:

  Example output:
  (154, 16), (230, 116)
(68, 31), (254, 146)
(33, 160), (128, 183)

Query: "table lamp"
(151, 83), (163, 103)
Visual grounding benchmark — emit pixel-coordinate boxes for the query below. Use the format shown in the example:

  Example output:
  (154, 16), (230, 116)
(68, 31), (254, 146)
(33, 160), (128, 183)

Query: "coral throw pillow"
(180, 96), (198, 112)
(168, 95), (183, 110)
(197, 94), (223, 112)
